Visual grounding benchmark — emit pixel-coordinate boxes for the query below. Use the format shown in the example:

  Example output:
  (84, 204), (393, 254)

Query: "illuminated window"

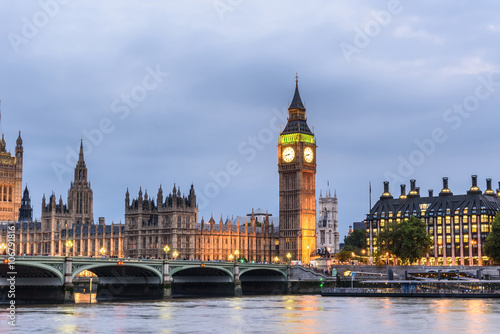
(445, 226), (451, 234)
(463, 207), (468, 214)
(481, 215), (489, 222)
(397, 212), (401, 217)
(455, 235), (460, 243)
(472, 224), (477, 233)
(454, 216), (459, 224)
(437, 217), (442, 224)
(463, 216), (468, 223)
(481, 224), (489, 233)
(380, 221), (385, 227)
(438, 236), (443, 244)
(437, 226), (443, 234)
(445, 216), (451, 224)
(464, 235), (469, 243)
(446, 235), (451, 244)
(472, 216), (477, 223)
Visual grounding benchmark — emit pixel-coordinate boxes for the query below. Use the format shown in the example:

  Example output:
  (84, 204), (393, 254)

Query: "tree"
(335, 250), (353, 263)
(343, 229), (366, 254)
(392, 216), (431, 264)
(375, 216), (431, 265)
(484, 213), (500, 263)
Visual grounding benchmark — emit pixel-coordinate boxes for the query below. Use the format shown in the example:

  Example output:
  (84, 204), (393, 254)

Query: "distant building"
(316, 188), (339, 254)
(0, 132), (23, 222)
(352, 222), (366, 231)
(366, 176), (500, 266)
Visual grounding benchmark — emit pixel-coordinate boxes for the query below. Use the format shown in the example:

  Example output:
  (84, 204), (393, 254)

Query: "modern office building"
(366, 176), (500, 266)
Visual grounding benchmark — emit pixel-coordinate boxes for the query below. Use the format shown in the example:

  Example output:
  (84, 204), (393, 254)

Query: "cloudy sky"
(1, 1), (500, 238)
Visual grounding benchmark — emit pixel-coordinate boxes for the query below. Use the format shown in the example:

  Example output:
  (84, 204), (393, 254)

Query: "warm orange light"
(200, 263), (205, 267)
(117, 261), (124, 266)
(3, 259), (8, 264)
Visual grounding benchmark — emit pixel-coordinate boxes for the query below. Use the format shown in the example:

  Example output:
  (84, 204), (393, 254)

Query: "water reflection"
(74, 293), (96, 304)
(5, 296), (500, 333)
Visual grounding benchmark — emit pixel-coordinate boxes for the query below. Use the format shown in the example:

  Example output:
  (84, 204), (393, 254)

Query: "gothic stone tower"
(317, 189), (340, 254)
(67, 140), (93, 225)
(0, 131), (23, 222)
(278, 78), (317, 264)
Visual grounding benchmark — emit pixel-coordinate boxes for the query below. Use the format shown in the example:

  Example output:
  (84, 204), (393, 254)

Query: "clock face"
(304, 147), (314, 163)
(282, 147), (295, 162)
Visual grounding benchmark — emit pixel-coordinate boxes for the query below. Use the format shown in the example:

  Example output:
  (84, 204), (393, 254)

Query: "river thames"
(2, 295), (500, 333)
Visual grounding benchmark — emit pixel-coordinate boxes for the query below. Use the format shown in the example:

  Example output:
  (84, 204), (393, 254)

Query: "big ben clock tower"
(278, 76), (316, 264)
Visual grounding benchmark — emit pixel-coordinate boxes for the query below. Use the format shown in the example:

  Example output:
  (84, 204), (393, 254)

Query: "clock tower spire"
(278, 76), (317, 264)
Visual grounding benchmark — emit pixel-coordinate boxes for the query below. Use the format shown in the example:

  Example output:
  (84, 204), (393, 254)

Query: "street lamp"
(163, 245), (170, 260)
(235, 250), (239, 262)
(229, 254), (234, 262)
(274, 256), (279, 264)
(65, 240), (73, 257)
(100, 247), (106, 257)
(386, 252), (389, 265)
(172, 251), (179, 260)
(286, 252), (291, 265)
(0, 243), (7, 255)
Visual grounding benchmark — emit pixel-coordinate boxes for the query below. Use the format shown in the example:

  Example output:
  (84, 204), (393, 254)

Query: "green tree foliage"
(334, 250), (353, 263)
(343, 229), (366, 254)
(484, 213), (500, 263)
(375, 216), (431, 264)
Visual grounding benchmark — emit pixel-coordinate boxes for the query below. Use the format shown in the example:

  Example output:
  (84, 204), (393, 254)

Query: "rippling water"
(2, 295), (500, 333)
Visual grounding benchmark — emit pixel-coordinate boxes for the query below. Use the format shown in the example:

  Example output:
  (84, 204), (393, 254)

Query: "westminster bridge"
(0, 256), (330, 303)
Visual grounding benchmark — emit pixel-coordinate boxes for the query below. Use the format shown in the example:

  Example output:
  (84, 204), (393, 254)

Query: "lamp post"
(235, 250), (240, 262)
(100, 247), (106, 257)
(0, 243), (7, 255)
(274, 256), (280, 264)
(163, 245), (170, 260)
(229, 254), (234, 262)
(286, 252), (291, 265)
(65, 240), (73, 257)
(172, 251), (179, 260)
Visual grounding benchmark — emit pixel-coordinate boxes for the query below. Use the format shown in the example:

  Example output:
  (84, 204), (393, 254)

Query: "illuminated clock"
(304, 147), (314, 163)
(282, 147), (295, 162)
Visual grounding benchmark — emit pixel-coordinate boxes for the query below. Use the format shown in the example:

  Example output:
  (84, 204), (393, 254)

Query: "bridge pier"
(234, 263), (242, 297)
(163, 261), (172, 299)
(63, 257), (75, 303)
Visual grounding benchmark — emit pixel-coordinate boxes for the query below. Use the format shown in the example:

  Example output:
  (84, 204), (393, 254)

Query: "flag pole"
(369, 181), (372, 212)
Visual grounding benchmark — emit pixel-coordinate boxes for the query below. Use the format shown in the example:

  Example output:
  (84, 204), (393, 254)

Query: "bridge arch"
(72, 263), (163, 283)
(169, 265), (234, 280)
(239, 267), (287, 280)
(1, 262), (65, 285)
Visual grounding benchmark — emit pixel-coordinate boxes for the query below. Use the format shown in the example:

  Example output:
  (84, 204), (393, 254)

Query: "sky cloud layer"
(1, 0), (500, 238)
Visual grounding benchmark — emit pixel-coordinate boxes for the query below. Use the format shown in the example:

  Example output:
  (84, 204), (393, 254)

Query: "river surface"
(2, 295), (500, 333)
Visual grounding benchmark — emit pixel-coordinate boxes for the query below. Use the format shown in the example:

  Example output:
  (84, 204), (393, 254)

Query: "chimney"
(428, 189), (433, 197)
(380, 181), (393, 199)
(440, 177), (452, 196)
(408, 180), (420, 198)
(467, 175), (482, 194)
(400, 184), (407, 199)
(99, 217), (105, 225)
(485, 178), (495, 195)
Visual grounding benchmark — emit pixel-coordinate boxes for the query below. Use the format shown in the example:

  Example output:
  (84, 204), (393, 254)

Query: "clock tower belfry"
(278, 77), (317, 264)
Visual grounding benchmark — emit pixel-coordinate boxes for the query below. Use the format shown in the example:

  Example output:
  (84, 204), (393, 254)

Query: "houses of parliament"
(0, 80), (323, 263)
